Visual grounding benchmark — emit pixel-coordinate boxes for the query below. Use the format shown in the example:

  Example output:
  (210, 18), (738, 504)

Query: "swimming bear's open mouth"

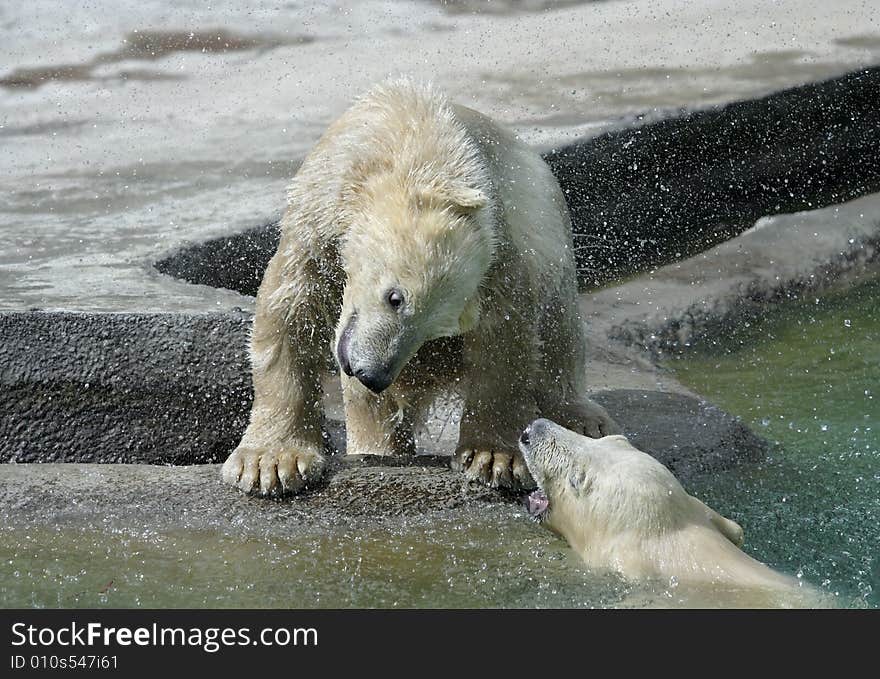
(525, 488), (550, 521)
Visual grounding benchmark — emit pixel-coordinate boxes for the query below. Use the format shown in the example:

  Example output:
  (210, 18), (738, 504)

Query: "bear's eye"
(386, 289), (404, 310)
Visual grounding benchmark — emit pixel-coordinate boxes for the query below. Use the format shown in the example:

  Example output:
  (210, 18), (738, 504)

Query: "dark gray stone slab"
(592, 389), (767, 479)
(546, 66), (880, 286)
(0, 462), (501, 527)
(0, 309), (765, 479)
(0, 388), (764, 524)
(0, 310), (253, 464)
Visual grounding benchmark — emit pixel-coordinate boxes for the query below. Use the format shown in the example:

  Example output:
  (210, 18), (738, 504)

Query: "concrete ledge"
(593, 193), (880, 356)
(0, 462), (500, 526)
(0, 386), (765, 522)
(0, 311), (252, 464)
(547, 67), (880, 285)
(0, 306), (766, 474)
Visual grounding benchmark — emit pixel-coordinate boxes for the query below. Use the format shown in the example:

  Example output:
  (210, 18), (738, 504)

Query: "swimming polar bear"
(221, 79), (618, 496)
(519, 419), (827, 608)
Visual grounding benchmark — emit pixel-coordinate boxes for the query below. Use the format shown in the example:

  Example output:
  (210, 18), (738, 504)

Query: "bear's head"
(335, 172), (495, 393)
(518, 419), (691, 553)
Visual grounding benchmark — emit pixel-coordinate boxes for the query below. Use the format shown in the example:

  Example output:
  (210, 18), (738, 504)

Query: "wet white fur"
(222, 79), (617, 496)
(521, 421), (827, 607)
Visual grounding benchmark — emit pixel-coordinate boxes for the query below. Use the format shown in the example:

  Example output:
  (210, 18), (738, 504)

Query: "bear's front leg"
(221, 252), (331, 496)
(341, 374), (416, 456)
(452, 326), (538, 491)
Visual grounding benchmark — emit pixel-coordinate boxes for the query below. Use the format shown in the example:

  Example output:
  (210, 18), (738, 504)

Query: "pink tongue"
(526, 489), (549, 517)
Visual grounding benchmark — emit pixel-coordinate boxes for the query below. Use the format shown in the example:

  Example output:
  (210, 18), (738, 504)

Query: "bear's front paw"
(451, 447), (536, 491)
(221, 445), (326, 497)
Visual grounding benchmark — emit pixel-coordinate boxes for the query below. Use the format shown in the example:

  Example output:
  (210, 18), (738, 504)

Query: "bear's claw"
(451, 447), (536, 491)
(221, 446), (326, 497)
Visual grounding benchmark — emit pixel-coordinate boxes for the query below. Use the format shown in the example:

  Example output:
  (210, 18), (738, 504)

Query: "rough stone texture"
(0, 461), (502, 526)
(0, 310), (253, 464)
(0, 306), (765, 477)
(154, 67), (880, 294)
(586, 192), (880, 357)
(0, 386), (763, 523)
(548, 66), (880, 286)
(155, 221), (280, 299)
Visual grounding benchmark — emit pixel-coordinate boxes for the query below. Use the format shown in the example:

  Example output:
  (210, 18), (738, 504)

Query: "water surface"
(0, 509), (630, 609)
(668, 276), (879, 608)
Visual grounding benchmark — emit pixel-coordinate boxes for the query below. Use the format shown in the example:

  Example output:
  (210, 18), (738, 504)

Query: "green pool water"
(0, 507), (820, 609)
(0, 510), (629, 609)
(667, 276), (880, 608)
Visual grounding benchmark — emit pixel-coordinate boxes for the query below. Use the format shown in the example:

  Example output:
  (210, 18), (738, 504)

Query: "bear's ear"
(447, 185), (488, 212)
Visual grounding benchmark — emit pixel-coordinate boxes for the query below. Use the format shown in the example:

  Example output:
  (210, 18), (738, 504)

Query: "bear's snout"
(336, 314), (357, 377)
(336, 312), (400, 393)
(520, 418), (550, 447)
(336, 314), (395, 392)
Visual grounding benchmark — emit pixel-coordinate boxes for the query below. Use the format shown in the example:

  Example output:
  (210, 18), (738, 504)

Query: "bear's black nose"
(355, 367), (393, 394)
(520, 424), (531, 446)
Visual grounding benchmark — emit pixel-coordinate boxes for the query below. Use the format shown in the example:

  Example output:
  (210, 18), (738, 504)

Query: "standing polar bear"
(222, 79), (617, 496)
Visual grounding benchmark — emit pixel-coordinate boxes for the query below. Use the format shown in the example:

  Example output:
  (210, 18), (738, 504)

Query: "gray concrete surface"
(0, 387), (764, 522)
(0, 310), (253, 464)
(4, 0), (879, 312)
(0, 301), (766, 475)
(589, 192), (880, 357)
(0, 460), (498, 527)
